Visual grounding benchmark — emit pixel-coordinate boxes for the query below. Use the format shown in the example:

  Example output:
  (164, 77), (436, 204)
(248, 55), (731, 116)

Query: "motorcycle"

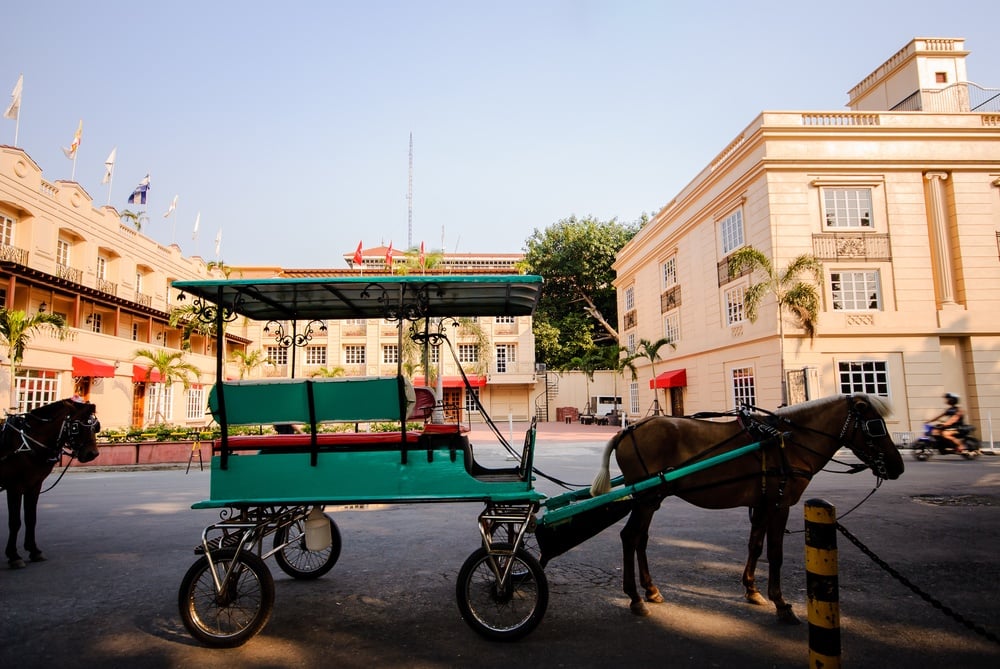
(912, 422), (980, 460)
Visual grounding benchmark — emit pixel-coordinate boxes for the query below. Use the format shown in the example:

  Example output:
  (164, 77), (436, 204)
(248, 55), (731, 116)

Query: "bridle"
(2, 406), (101, 463)
(834, 397), (891, 480)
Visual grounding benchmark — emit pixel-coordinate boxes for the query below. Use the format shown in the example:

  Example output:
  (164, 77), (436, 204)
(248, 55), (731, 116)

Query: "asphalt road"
(2, 430), (998, 668)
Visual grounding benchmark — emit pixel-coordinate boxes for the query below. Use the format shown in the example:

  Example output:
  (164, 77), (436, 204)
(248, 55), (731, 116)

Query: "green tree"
(120, 209), (148, 232)
(132, 348), (200, 425)
(230, 348), (270, 379)
(636, 337), (674, 415)
(727, 247), (823, 403)
(0, 309), (67, 410)
(523, 214), (644, 368)
(560, 348), (606, 414)
(603, 344), (638, 415)
(309, 365), (346, 378)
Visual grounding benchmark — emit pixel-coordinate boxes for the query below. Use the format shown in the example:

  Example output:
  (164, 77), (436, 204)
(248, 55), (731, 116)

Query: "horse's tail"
(590, 435), (617, 497)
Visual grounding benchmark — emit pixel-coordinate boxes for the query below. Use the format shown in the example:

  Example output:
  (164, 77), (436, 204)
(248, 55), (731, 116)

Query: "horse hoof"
(630, 601), (651, 617)
(645, 589), (664, 604)
(745, 591), (768, 606)
(9, 559), (27, 569)
(29, 553), (46, 563)
(777, 606), (801, 625)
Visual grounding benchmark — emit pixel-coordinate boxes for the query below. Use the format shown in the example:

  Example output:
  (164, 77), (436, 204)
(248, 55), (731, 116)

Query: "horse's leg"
(635, 497), (664, 607)
(742, 505), (769, 606)
(5, 489), (27, 569)
(22, 484), (45, 563)
(620, 500), (660, 616)
(765, 505), (799, 624)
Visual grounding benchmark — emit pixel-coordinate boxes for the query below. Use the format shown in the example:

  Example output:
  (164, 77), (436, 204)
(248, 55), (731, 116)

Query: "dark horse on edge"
(590, 393), (904, 622)
(1, 398), (101, 568)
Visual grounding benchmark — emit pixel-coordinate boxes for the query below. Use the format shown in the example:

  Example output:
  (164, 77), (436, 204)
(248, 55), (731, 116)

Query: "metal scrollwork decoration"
(361, 281), (445, 322)
(263, 319), (327, 349)
(408, 316), (460, 347)
(175, 292), (242, 326)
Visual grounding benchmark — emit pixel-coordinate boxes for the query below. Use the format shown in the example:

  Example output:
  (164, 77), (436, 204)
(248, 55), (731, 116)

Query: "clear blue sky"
(5, 1), (999, 267)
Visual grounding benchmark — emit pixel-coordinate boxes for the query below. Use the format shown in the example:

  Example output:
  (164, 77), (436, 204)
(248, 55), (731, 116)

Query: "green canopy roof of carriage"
(170, 274), (543, 321)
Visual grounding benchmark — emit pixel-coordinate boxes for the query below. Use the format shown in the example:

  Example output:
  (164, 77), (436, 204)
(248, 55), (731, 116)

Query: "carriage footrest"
(193, 531), (246, 555)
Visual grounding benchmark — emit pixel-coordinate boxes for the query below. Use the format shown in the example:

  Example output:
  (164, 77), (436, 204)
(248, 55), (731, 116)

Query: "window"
(14, 369), (59, 412)
(430, 345), (440, 364)
(265, 345), (288, 366)
(304, 346), (327, 366)
(0, 214), (14, 246)
(343, 318), (366, 326)
(96, 256), (107, 281)
(935, 72), (947, 84)
(724, 284), (746, 325)
(838, 360), (889, 396)
(823, 188), (872, 228)
(458, 344), (479, 363)
(495, 344), (515, 373)
(495, 316), (515, 324)
(731, 366), (756, 409)
(663, 311), (680, 343)
(90, 313), (102, 333)
(146, 384), (174, 422)
(132, 323), (139, 341)
(186, 387), (205, 420)
(464, 388), (480, 414)
(135, 272), (143, 293)
(382, 344), (399, 364)
(661, 257), (677, 289)
(831, 270), (880, 310)
(720, 209), (744, 254)
(624, 285), (635, 312)
(344, 345), (366, 365)
(56, 239), (71, 266)
(629, 381), (639, 415)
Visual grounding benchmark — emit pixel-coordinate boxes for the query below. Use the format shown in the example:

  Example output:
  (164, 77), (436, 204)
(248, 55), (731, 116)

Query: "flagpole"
(70, 153), (77, 181)
(12, 100), (20, 147)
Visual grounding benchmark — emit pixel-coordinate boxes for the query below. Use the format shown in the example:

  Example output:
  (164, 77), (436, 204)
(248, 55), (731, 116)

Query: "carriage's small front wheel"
(456, 543), (548, 641)
(178, 547), (275, 647)
(272, 512), (341, 579)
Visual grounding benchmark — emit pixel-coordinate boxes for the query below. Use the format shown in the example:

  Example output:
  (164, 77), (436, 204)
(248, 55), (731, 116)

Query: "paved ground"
(2, 422), (998, 668)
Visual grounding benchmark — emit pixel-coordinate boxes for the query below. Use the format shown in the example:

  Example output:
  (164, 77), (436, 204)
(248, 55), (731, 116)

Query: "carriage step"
(193, 532), (246, 554)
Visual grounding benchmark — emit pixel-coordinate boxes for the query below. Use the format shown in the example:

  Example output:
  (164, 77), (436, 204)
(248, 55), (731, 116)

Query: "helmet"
(944, 393), (959, 405)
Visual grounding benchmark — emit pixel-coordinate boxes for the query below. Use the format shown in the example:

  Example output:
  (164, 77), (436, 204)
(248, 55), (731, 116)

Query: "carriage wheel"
(456, 543), (548, 641)
(272, 513), (341, 580)
(178, 547), (275, 647)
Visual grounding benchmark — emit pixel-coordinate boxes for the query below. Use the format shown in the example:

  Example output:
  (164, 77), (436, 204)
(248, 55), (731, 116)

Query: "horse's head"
(58, 398), (101, 463)
(839, 394), (904, 480)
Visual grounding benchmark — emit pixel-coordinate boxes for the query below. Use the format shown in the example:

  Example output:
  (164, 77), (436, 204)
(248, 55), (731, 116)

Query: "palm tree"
(230, 348), (270, 379)
(120, 209), (148, 232)
(0, 309), (67, 411)
(603, 344), (638, 416)
(309, 365), (346, 378)
(728, 246), (823, 403)
(636, 337), (674, 415)
(169, 303), (216, 352)
(132, 348), (200, 425)
(561, 348), (605, 415)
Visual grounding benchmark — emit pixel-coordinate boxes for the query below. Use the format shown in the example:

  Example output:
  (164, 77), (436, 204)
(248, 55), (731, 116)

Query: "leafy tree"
(132, 349), (200, 424)
(727, 247), (823, 403)
(0, 309), (67, 410)
(636, 337), (674, 415)
(230, 348), (270, 379)
(523, 215), (644, 368)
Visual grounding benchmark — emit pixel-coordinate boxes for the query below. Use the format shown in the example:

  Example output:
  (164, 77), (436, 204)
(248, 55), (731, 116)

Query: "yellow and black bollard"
(805, 498), (840, 668)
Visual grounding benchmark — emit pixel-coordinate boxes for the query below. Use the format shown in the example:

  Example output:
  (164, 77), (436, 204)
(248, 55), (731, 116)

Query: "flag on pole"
(192, 212), (200, 240)
(353, 240), (363, 266)
(419, 241), (426, 271)
(101, 148), (116, 184)
(214, 229), (222, 257)
(62, 119), (82, 159)
(128, 174), (150, 205)
(385, 242), (394, 271)
(3, 74), (22, 120)
(163, 194), (178, 218)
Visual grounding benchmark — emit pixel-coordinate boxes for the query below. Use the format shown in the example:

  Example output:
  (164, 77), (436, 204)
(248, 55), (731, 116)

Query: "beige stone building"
(613, 38), (1000, 441)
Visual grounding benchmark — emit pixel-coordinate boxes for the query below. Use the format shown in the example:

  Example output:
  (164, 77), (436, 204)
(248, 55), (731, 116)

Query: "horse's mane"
(776, 393), (892, 419)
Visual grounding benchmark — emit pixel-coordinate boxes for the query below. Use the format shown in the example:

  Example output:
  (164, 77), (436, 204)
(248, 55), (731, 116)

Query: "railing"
(892, 83), (1000, 113)
(134, 291), (152, 307)
(801, 113), (881, 126)
(812, 233), (892, 261)
(717, 255), (752, 286)
(55, 264), (83, 284)
(623, 310), (637, 330)
(96, 277), (118, 296)
(0, 243), (28, 265)
(660, 285), (681, 312)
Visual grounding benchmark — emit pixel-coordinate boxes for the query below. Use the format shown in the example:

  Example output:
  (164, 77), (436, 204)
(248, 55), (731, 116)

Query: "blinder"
(861, 418), (888, 439)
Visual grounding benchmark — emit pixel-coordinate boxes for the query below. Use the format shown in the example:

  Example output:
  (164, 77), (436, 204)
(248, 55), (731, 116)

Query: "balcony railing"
(96, 277), (118, 296)
(56, 263), (83, 284)
(660, 285), (682, 312)
(892, 82), (1000, 113)
(812, 233), (892, 262)
(0, 243), (28, 265)
(134, 291), (152, 307)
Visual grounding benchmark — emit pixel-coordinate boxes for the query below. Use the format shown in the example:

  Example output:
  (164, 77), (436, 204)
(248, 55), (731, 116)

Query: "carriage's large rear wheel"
(178, 547), (274, 647)
(272, 512), (341, 579)
(456, 543), (548, 641)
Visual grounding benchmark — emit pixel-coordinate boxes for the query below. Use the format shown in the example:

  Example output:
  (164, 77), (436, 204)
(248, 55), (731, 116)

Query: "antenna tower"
(407, 132), (413, 248)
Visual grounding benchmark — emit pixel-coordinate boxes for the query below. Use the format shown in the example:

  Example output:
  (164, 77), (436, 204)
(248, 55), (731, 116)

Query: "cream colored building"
(614, 38), (1000, 440)
(0, 151), (539, 429)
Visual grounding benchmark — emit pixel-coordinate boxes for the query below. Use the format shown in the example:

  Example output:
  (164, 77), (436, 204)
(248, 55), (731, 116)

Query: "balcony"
(96, 277), (118, 296)
(812, 233), (892, 262)
(56, 263), (83, 284)
(134, 291), (152, 308)
(0, 243), (28, 265)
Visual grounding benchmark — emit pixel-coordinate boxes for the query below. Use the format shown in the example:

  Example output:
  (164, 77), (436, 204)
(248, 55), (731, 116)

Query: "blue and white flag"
(128, 174), (150, 205)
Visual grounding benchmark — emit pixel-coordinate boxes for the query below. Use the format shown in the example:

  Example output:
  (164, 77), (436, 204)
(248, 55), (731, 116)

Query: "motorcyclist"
(930, 393), (966, 452)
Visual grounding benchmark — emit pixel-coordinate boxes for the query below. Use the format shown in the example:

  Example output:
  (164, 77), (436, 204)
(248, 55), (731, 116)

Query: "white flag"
(62, 119), (82, 159)
(163, 194), (178, 218)
(192, 212), (200, 240)
(102, 147), (116, 184)
(214, 229), (222, 257)
(3, 74), (22, 120)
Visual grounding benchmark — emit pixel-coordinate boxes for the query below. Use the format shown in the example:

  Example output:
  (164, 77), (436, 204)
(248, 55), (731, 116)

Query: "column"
(924, 172), (956, 306)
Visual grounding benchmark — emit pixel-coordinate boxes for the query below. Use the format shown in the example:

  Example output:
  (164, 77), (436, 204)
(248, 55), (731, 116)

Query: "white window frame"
(837, 360), (889, 397)
(495, 316), (515, 324)
(464, 388), (480, 414)
(146, 383), (174, 422)
(14, 369), (60, 412)
(265, 345), (288, 366)
(629, 381), (639, 415)
(731, 366), (756, 409)
(135, 272), (143, 294)
(663, 310), (681, 343)
(304, 345), (327, 366)
(624, 285), (635, 312)
(96, 256), (108, 281)
(90, 313), (102, 333)
(1, 214), (15, 246)
(344, 344), (366, 365)
(458, 344), (479, 363)
(724, 284), (747, 325)
(626, 332), (636, 353)
(719, 209), (744, 254)
(661, 257), (677, 289)
(495, 344), (515, 373)
(382, 344), (399, 364)
(823, 187), (873, 228)
(831, 270), (881, 311)
(186, 387), (205, 420)
(56, 238), (71, 267)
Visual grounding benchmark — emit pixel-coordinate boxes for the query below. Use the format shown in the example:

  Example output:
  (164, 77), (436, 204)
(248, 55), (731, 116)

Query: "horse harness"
(0, 410), (101, 464)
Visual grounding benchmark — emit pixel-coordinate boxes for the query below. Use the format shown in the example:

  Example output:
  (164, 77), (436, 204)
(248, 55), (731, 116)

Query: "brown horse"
(1, 398), (101, 568)
(590, 393), (903, 621)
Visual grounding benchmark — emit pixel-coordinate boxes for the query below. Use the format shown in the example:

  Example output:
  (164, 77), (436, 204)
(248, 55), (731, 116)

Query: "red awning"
(649, 369), (687, 389)
(132, 364), (163, 384)
(413, 375), (487, 388)
(72, 356), (116, 378)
